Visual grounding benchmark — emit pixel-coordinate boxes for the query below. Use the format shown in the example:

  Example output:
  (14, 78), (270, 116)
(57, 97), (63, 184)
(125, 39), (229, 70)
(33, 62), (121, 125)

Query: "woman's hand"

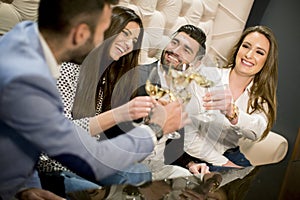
(90, 96), (157, 135)
(187, 162), (210, 175)
(202, 85), (233, 115)
(202, 85), (239, 124)
(114, 96), (157, 123)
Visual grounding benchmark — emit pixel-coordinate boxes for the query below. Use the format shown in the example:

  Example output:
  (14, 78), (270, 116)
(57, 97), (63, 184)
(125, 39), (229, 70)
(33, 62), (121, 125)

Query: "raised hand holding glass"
(193, 56), (223, 123)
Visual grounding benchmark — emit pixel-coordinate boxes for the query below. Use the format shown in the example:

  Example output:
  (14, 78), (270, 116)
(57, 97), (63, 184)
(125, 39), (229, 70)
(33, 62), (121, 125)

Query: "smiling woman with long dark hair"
(37, 6), (156, 195)
(57, 6), (156, 138)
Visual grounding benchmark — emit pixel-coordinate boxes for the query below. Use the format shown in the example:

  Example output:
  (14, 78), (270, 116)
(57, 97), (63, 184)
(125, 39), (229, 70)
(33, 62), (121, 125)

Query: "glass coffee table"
(67, 167), (255, 200)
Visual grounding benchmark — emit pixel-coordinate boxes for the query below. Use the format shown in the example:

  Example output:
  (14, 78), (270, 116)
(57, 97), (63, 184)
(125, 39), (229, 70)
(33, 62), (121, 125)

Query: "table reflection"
(67, 167), (257, 200)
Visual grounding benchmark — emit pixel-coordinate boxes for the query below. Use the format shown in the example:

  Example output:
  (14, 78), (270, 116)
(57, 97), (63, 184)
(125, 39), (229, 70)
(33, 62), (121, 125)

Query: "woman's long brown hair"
(224, 26), (278, 140)
(72, 6), (144, 119)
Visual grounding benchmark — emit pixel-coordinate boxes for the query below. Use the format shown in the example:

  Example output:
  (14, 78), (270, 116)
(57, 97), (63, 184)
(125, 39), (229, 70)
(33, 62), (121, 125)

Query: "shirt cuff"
(139, 124), (158, 145)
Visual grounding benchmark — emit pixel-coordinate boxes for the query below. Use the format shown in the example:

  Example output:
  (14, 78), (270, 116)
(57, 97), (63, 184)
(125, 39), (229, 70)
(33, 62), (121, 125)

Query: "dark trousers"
(209, 146), (252, 172)
(169, 145), (252, 173)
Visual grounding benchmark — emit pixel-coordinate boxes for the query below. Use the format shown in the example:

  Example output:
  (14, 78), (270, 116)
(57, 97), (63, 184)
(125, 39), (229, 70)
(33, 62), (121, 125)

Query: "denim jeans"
(62, 171), (100, 194)
(223, 146), (252, 166)
(63, 163), (152, 194)
(209, 146), (252, 172)
(98, 162), (151, 186)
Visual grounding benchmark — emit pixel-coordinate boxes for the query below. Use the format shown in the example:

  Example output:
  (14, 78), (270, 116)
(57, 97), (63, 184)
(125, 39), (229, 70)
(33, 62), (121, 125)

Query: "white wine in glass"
(145, 80), (169, 100)
(145, 67), (181, 139)
(194, 56), (222, 123)
(167, 63), (193, 104)
(165, 63), (193, 139)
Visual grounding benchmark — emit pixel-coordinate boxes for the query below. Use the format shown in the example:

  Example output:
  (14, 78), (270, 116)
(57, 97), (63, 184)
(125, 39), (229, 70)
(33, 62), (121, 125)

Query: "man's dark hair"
(176, 24), (206, 59)
(38, 0), (118, 36)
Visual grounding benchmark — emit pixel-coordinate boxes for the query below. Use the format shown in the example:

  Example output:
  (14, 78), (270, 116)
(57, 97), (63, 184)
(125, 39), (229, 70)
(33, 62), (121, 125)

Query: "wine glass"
(144, 66), (169, 124)
(145, 66), (182, 139)
(167, 63), (192, 104)
(164, 63), (194, 139)
(193, 56), (223, 123)
(145, 67), (169, 101)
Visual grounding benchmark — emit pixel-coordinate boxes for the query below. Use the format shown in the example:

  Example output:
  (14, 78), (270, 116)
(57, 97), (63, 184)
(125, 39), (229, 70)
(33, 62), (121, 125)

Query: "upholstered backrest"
(117, 0), (254, 65)
(0, 0), (39, 35)
(206, 0), (254, 66)
(239, 131), (288, 166)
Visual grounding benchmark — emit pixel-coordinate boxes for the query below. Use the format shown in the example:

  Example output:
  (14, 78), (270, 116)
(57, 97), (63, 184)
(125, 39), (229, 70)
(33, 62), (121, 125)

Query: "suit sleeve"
(0, 75), (154, 181)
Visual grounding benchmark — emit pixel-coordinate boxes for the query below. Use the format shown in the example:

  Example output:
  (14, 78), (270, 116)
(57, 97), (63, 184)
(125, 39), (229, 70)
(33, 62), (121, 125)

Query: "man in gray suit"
(137, 25), (208, 178)
(0, 0), (188, 199)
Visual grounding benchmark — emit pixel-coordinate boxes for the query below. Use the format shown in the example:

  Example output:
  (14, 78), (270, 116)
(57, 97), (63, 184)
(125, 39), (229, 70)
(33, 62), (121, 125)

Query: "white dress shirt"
(184, 68), (268, 165)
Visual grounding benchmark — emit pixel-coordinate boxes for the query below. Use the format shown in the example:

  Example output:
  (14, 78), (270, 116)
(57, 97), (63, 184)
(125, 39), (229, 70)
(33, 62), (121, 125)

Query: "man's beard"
(160, 50), (171, 72)
(161, 49), (184, 72)
(68, 36), (95, 65)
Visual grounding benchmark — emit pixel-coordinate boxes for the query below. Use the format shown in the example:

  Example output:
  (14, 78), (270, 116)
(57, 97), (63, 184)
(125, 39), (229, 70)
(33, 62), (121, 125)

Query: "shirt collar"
(38, 32), (60, 79)
(224, 68), (253, 92)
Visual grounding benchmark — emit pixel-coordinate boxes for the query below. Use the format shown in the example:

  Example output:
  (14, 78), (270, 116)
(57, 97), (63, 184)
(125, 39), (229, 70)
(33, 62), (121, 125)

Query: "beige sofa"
(239, 131), (288, 166)
(0, 0), (39, 36)
(117, 0), (288, 166)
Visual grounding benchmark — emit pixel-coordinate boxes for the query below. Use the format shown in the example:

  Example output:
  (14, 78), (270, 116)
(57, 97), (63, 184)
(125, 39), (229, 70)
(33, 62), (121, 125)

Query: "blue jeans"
(99, 163), (151, 186)
(63, 163), (151, 193)
(62, 171), (99, 193)
(209, 146), (252, 172)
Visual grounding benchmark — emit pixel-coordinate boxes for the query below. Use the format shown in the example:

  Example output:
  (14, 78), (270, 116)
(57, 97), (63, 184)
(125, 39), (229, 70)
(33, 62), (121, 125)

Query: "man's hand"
(16, 188), (65, 200)
(150, 100), (190, 134)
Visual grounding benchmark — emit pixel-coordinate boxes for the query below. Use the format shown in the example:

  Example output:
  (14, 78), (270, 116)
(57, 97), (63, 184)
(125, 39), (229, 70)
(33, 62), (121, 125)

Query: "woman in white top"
(183, 25), (278, 172)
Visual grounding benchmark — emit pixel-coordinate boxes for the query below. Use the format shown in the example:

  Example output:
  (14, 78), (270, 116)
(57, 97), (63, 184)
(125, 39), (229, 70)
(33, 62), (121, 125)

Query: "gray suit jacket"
(0, 21), (154, 199)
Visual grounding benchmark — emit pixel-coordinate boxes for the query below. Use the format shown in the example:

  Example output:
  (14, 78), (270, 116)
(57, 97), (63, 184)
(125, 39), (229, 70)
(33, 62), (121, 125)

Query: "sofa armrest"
(239, 131), (288, 166)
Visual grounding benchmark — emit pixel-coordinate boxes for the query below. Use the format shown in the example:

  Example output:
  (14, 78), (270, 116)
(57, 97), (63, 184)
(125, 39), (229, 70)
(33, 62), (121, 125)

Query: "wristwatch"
(225, 103), (239, 121)
(148, 123), (163, 140)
